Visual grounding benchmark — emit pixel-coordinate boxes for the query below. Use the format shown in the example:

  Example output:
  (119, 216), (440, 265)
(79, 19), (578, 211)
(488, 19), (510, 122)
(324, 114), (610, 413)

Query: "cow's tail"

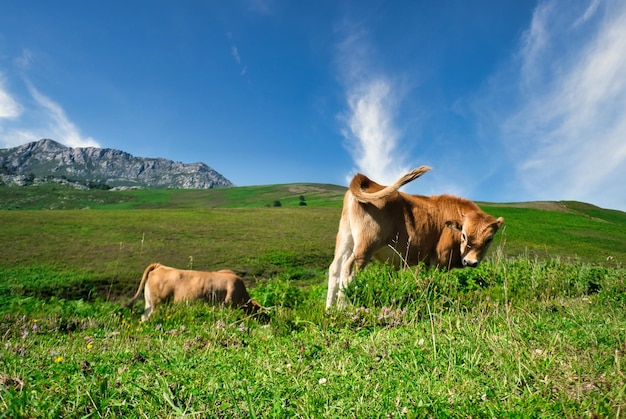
(123, 263), (161, 308)
(350, 166), (431, 203)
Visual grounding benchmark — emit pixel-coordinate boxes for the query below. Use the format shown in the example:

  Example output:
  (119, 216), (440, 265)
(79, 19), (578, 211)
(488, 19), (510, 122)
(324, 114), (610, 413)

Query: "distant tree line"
(270, 195), (307, 207)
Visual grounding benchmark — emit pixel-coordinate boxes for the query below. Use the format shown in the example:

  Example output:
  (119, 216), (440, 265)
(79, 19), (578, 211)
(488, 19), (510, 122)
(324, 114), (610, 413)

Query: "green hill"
(1, 183), (625, 417)
(0, 182), (624, 301)
(0, 182), (347, 210)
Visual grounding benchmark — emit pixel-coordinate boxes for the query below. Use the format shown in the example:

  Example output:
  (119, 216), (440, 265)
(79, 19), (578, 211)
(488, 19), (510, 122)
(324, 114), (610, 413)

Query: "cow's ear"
(445, 220), (462, 231)
(495, 217), (504, 229)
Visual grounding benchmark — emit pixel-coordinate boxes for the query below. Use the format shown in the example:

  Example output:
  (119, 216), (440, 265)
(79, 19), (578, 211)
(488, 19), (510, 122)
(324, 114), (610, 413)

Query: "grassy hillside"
(480, 202), (626, 264)
(0, 207), (339, 299)
(1, 183), (625, 416)
(1, 183), (624, 280)
(0, 182), (347, 210)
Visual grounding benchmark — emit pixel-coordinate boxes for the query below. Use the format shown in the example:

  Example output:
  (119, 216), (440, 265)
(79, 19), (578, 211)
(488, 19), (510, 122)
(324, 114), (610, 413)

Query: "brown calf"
(125, 263), (265, 321)
(326, 167), (504, 308)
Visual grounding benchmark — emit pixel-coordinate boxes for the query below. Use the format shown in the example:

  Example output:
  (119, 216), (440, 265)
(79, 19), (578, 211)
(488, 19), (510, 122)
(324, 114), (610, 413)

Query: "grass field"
(1, 183), (625, 417)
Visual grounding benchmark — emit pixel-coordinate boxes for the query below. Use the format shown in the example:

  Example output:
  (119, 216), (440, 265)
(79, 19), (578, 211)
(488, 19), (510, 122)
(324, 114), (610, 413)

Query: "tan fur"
(125, 263), (264, 321)
(326, 167), (504, 308)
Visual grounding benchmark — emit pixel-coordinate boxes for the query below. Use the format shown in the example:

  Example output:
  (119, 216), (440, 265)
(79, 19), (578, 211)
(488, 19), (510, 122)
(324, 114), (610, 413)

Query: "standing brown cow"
(326, 166), (504, 308)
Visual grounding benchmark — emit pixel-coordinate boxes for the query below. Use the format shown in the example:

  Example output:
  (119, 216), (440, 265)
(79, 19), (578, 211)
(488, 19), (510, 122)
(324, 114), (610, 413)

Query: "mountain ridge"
(0, 139), (233, 189)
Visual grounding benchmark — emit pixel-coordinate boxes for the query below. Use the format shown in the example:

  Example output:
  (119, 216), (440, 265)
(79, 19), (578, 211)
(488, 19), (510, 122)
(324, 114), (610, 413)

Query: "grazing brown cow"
(125, 263), (264, 321)
(326, 166), (504, 308)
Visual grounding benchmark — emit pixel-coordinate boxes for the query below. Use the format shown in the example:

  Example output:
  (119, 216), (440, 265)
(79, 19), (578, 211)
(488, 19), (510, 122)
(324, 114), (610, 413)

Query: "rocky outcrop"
(0, 139), (234, 189)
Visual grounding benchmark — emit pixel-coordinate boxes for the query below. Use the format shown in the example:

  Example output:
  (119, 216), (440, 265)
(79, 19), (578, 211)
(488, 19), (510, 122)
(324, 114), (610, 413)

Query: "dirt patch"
(485, 201), (571, 212)
(287, 184), (345, 196)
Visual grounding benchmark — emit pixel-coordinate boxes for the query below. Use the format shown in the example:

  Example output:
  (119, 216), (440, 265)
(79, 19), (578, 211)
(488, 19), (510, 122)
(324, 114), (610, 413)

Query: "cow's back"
(146, 265), (182, 303)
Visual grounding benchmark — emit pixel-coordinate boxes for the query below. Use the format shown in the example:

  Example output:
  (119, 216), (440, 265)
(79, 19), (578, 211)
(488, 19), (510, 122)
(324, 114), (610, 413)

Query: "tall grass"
(0, 197), (625, 416)
(1, 255), (624, 417)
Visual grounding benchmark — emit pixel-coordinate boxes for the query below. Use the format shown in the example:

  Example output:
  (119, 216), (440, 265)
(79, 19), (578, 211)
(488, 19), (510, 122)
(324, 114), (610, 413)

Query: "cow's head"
(445, 213), (504, 267)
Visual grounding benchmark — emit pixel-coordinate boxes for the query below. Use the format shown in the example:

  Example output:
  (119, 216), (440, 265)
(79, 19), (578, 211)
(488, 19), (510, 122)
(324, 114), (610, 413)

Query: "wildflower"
(54, 356), (64, 363)
(318, 377), (327, 385)
(87, 343), (93, 350)
(238, 323), (246, 332)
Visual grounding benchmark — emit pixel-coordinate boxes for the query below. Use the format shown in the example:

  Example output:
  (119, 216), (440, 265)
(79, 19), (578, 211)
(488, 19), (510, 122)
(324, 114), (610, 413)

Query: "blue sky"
(1, 1), (625, 210)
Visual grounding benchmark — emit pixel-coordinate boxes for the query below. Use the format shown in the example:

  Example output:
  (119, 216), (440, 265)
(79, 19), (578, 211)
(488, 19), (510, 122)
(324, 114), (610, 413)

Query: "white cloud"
(573, 0), (601, 28)
(335, 24), (409, 186)
(490, 0), (626, 210)
(0, 75), (22, 120)
(0, 75), (28, 148)
(27, 84), (100, 148)
(14, 49), (34, 71)
(2, 49), (100, 150)
(341, 78), (408, 184)
(518, 1), (553, 87)
(229, 42), (247, 76)
(231, 46), (241, 64)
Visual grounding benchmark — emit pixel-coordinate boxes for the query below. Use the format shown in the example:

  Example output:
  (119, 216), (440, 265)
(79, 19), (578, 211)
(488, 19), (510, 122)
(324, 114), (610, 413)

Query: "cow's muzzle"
(462, 259), (479, 268)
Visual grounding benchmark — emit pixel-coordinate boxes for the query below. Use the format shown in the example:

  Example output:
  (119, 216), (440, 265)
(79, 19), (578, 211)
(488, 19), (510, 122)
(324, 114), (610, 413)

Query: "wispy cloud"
(0, 76), (100, 149)
(485, 0), (626, 210)
(2, 47), (100, 149)
(573, 0), (601, 28)
(228, 34), (248, 76)
(14, 48), (34, 71)
(231, 46), (241, 64)
(0, 74), (30, 148)
(0, 74), (22, 120)
(27, 83), (99, 148)
(335, 23), (409, 186)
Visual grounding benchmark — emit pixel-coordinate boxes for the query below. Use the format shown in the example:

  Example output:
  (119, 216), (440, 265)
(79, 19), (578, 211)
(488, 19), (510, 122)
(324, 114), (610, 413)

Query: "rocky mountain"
(0, 139), (234, 189)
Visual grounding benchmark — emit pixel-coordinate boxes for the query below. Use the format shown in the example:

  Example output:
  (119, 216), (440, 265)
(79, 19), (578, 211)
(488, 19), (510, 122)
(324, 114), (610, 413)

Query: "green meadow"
(1, 183), (625, 417)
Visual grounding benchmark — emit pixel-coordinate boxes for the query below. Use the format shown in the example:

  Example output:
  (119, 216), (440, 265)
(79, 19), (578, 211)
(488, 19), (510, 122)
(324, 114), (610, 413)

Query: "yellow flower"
(87, 343), (93, 350)
(54, 356), (63, 363)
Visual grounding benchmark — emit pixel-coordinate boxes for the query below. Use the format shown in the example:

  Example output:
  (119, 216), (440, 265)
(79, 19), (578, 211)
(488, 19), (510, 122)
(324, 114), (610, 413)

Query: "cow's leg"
(326, 258), (340, 309)
(141, 284), (153, 322)
(327, 248), (352, 309)
(335, 254), (355, 308)
(336, 254), (371, 308)
(326, 221), (353, 309)
(336, 236), (374, 308)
